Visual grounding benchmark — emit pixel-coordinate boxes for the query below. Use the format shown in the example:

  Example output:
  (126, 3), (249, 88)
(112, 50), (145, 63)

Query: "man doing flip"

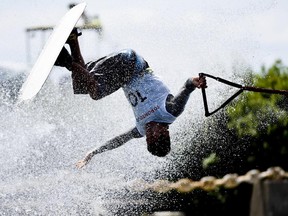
(54, 29), (207, 168)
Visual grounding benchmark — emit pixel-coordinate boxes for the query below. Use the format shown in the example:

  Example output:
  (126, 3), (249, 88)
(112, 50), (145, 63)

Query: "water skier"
(54, 29), (207, 168)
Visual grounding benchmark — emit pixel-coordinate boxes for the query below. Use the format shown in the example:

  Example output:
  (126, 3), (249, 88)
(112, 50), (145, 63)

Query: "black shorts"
(86, 49), (149, 100)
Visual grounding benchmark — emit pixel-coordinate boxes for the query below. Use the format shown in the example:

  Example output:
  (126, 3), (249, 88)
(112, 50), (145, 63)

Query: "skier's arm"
(166, 76), (207, 117)
(76, 127), (142, 168)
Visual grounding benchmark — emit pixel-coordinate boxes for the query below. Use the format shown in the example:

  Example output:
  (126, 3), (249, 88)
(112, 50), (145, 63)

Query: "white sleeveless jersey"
(122, 72), (176, 136)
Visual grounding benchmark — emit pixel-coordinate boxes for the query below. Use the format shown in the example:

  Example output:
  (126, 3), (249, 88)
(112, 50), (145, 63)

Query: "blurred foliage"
(202, 153), (220, 169)
(227, 59), (288, 169)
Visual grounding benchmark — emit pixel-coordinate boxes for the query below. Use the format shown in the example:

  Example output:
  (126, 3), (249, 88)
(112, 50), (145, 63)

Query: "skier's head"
(145, 121), (171, 157)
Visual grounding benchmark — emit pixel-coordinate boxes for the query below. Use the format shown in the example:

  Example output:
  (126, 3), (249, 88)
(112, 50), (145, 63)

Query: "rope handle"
(199, 73), (288, 117)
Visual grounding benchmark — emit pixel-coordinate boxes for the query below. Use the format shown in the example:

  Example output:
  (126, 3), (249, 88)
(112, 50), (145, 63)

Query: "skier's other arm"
(76, 127), (142, 168)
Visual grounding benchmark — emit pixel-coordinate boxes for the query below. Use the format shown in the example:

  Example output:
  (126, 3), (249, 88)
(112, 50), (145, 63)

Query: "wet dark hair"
(147, 134), (171, 157)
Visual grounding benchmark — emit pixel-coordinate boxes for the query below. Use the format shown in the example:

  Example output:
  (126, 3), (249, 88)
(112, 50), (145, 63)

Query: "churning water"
(0, 59), (203, 214)
(0, 52), (250, 216)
